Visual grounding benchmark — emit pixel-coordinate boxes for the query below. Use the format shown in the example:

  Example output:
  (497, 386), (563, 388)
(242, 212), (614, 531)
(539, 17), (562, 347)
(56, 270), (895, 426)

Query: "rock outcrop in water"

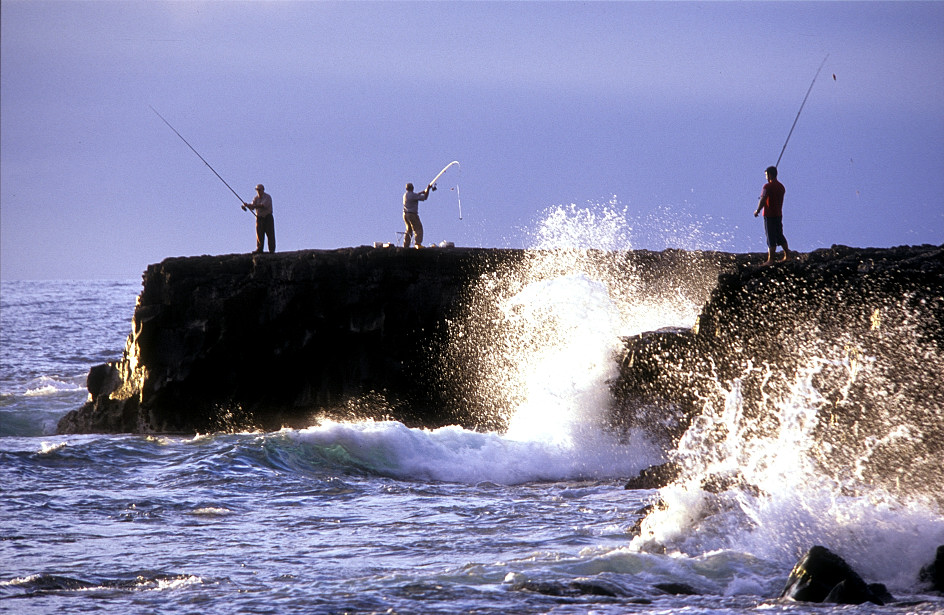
(614, 244), (944, 498)
(57, 246), (733, 434)
(59, 244), (942, 439)
(59, 247), (523, 433)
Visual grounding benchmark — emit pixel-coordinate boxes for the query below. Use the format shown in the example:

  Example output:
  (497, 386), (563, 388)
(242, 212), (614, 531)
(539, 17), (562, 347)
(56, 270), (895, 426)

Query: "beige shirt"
(402, 189), (428, 215)
(251, 192), (273, 217)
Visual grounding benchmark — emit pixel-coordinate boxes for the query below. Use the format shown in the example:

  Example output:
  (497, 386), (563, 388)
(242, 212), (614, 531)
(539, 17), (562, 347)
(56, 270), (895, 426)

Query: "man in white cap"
(243, 184), (275, 253)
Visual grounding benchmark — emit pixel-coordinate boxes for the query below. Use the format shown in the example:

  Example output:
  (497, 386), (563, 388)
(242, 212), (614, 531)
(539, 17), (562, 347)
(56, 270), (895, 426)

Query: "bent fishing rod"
(776, 54), (829, 168)
(149, 105), (255, 217)
(426, 160), (463, 220)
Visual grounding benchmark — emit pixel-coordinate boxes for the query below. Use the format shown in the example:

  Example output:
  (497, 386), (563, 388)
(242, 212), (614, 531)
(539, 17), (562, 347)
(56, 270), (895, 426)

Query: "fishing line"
(149, 105), (254, 216)
(776, 54), (829, 168)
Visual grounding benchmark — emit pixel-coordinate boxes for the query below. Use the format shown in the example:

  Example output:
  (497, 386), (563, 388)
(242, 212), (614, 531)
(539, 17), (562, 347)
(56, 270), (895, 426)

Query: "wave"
(630, 353), (944, 591)
(0, 572), (204, 598)
(258, 202), (714, 484)
(23, 376), (86, 396)
(267, 419), (660, 485)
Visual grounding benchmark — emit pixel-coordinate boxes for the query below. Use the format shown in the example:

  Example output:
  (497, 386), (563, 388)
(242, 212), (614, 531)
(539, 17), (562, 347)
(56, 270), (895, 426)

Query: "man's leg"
(255, 219), (265, 253)
(413, 216), (424, 247)
(763, 217), (779, 265)
(266, 216), (276, 253)
(403, 213), (413, 247)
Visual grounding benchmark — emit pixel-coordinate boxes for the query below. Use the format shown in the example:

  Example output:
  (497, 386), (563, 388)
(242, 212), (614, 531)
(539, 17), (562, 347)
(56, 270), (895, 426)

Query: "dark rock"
(624, 462), (680, 490)
(781, 545), (889, 605)
(568, 578), (622, 597)
(57, 246), (733, 434)
(614, 244), (944, 501)
(86, 362), (120, 399)
(822, 578), (875, 605)
(653, 582), (699, 595)
(611, 328), (702, 446)
(919, 545), (944, 593)
(58, 244), (943, 438)
(59, 247), (524, 433)
(700, 471), (763, 497)
(626, 502), (660, 537)
(868, 583), (895, 604)
(514, 578), (626, 598)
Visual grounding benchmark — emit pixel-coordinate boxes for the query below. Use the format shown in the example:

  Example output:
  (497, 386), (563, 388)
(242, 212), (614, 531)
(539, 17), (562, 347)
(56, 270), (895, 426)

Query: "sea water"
(2, 204), (943, 614)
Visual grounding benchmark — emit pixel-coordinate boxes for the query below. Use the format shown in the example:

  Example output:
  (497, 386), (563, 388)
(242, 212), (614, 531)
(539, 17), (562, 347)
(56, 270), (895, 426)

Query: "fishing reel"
(429, 183), (437, 192)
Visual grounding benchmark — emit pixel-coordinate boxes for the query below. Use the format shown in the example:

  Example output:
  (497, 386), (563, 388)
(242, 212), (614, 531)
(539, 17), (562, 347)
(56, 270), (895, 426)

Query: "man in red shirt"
(754, 166), (790, 265)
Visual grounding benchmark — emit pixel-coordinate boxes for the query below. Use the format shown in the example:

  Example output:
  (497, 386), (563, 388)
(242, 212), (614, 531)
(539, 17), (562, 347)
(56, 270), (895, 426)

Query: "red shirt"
(759, 180), (785, 217)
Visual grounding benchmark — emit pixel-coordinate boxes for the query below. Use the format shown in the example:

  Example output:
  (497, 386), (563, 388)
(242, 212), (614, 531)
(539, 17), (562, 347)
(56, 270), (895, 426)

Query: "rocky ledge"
(58, 244), (942, 437)
(59, 247), (524, 433)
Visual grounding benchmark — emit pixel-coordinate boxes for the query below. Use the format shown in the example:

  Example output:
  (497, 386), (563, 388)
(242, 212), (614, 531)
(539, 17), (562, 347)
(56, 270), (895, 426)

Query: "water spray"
(775, 54), (830, 168)
(149, 105), (254, 217)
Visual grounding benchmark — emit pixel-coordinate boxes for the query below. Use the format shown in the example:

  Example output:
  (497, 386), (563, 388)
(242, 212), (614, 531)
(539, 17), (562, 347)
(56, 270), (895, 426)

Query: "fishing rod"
(149, 105), (254, 216)
(426, 161), (462, 220)
(776, 54), (829, 168)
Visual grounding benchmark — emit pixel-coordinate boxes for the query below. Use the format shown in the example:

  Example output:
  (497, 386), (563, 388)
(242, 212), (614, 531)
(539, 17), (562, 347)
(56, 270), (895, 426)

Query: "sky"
(1, 1), (942, 280)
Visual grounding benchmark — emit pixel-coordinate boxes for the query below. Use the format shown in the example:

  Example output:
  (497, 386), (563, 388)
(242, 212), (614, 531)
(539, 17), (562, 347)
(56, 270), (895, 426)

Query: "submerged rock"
(780, 545), (890, 605)
(653, 582), (699, 595)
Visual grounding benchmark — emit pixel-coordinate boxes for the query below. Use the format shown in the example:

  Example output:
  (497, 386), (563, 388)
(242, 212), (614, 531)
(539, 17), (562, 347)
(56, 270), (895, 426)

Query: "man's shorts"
(765, 216), (786, 249)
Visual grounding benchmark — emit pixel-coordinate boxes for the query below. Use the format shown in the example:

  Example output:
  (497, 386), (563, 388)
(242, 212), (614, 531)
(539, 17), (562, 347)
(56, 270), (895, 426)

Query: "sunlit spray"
(444, 199), (724, 455)
(277, 199), (738, 484)
(630, 291), (944, 591)
(499, 272), (623, 447)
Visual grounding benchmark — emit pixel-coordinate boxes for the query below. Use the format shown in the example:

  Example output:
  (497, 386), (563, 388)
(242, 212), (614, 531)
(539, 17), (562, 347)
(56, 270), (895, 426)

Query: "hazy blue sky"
(2, 1), (942, 279)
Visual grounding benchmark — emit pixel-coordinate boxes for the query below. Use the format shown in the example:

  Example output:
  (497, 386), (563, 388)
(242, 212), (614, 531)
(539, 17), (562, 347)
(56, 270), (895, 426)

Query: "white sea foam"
(287, 419), (659, 485)
(189, 507), (235, 516)
(38, 441), (68, 454)
(144, 575), (205, 591)
(631, 349), (944, 591)
(24, 376), (85, 396)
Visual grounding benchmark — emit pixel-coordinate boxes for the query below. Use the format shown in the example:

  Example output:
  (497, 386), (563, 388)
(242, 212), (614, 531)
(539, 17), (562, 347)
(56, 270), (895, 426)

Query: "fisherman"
(243, 184), (275, 254)
(754, 166), (790, 265)
(402, 182), (432, 248)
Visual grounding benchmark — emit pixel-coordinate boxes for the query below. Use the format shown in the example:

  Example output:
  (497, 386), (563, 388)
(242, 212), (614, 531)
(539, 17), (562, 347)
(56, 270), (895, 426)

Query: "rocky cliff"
(614, 243), (943, 499)
(59, 247), (524, 433)
(59, 244), (942, 445)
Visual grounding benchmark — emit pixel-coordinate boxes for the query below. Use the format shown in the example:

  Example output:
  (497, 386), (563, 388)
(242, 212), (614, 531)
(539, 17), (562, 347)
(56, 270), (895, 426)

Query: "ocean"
(2, 214), (943, 614)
